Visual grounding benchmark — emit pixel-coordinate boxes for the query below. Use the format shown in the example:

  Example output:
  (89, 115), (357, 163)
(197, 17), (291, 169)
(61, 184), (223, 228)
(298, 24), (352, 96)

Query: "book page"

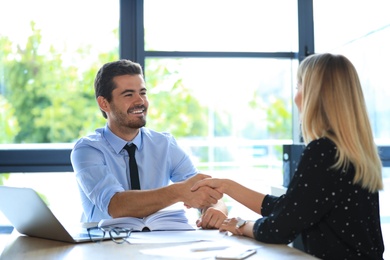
(98, 216), (145, 231)
(144, 209), (195, 231)
(98, 206), (195, 231)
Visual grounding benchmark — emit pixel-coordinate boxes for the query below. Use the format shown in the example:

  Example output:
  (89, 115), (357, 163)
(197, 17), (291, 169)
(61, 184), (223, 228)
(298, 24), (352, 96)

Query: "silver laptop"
(0, 186), (103, 243)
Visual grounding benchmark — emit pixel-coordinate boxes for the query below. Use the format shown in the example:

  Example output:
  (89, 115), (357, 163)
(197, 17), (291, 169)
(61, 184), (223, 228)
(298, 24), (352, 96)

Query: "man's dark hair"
(94, 59), (144, 118)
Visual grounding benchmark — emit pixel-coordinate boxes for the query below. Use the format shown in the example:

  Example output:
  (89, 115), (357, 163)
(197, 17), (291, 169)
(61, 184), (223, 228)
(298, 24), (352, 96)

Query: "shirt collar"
(103, 124), (143, 154)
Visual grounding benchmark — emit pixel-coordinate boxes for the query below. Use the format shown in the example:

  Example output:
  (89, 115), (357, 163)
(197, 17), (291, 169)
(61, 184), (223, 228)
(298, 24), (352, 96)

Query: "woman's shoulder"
(303, 137), (337, 160)
(306, 137), (336, 151)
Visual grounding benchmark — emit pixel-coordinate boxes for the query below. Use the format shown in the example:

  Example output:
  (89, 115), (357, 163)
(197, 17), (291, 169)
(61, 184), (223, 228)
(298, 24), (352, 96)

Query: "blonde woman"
(192, 53), (384, 259)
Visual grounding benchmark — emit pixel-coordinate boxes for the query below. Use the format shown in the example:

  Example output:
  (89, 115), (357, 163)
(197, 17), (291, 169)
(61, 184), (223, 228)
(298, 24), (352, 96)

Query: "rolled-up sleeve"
(71, 143), (124, 219)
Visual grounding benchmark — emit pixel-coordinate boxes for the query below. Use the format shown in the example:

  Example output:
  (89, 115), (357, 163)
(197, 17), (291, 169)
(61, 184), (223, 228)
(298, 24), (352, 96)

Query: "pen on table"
(190, 245), (230, 252)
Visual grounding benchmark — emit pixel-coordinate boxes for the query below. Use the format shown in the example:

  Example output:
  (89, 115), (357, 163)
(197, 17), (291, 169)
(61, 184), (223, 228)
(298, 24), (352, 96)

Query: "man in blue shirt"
(71, 59), (227, 229)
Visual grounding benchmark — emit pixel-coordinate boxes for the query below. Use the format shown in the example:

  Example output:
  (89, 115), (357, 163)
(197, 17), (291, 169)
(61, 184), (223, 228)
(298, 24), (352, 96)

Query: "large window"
(1, 0), (389, 231)
(1, 0), (299, 223)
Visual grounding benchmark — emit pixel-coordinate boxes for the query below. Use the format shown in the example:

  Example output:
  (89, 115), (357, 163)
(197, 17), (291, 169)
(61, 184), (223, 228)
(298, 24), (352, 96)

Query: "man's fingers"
(198, 208), (227, 229)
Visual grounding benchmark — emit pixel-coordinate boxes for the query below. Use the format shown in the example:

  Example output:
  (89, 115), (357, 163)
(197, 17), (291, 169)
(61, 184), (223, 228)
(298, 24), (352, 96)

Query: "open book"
(98, 208), (196, 231)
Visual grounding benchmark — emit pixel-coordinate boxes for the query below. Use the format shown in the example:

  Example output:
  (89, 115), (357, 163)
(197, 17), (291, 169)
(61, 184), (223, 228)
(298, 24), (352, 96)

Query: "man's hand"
(191, 178), (229, 194)
(179, 174), (223, 209)
(196, 207), (227, 229)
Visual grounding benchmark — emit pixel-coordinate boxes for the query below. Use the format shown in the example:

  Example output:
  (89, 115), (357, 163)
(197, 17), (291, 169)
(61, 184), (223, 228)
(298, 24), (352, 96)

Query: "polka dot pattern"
(254, 137), (384, 259)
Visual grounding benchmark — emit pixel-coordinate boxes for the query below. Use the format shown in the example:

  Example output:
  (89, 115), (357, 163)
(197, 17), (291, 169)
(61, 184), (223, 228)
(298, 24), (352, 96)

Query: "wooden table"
(0, 231), (318, 259)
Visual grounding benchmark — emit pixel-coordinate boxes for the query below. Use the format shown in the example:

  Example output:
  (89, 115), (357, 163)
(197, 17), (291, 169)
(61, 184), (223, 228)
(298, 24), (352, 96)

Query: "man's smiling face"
(102, 74), (149, 135)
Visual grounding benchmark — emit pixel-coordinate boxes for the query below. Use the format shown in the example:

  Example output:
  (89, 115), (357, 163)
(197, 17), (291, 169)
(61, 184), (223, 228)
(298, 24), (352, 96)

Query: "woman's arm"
(192, 178), (266, 215)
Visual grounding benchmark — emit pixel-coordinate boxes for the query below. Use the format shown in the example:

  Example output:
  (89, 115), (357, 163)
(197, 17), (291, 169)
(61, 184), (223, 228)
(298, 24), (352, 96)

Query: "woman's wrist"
(236, 220), (255, 238)
(235, 217), (247, 236)
(223, 179), (235, 195)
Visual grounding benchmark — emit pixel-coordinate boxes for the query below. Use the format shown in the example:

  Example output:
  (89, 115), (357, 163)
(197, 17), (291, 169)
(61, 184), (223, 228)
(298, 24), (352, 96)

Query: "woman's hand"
(219, 217), (242, 235)
(219, 217), (255, 238)
(191, 178), (230, 194)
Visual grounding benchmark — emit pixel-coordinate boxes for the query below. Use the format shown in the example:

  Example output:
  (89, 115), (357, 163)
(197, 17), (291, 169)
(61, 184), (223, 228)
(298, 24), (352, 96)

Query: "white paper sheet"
(140, 241), (258, 259)
(127, 230), (227, 244)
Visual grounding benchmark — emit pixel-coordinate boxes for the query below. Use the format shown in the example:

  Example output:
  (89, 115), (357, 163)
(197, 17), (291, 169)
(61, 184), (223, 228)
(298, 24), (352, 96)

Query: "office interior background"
(0, 0), (389, 253)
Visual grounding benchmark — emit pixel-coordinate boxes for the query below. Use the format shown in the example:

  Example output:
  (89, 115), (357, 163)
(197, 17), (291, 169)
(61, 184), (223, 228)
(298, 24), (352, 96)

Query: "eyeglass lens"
(109, 228), (132, 244)
(88, 227), (132, 244)
(87, 227), (106, 242)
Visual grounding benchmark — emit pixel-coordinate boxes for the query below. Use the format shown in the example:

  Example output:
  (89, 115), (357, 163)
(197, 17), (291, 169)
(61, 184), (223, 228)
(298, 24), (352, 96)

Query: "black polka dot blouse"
(254, 137), (384, 260)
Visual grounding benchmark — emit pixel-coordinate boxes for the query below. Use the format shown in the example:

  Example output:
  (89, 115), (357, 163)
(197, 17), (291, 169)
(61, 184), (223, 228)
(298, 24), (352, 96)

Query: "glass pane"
(314, 1), (390, 53)
(144, 0), (298, 52)
(0, 0), (119, 144)
(144, 58), (295, 191)
(313, 0), (390, 142)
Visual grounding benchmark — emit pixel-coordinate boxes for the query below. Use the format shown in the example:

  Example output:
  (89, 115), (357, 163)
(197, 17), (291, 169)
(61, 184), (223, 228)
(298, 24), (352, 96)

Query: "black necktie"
(124, 144), (140, 190)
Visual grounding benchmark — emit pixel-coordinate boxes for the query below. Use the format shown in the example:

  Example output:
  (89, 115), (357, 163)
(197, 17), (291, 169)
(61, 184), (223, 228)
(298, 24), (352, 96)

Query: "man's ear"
(97, 96), (109, 113)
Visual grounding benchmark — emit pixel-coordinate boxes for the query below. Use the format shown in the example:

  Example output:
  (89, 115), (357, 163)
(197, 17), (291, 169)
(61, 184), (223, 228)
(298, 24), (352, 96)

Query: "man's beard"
(112, 104), (147, 129)
(127, 117), (146, 129)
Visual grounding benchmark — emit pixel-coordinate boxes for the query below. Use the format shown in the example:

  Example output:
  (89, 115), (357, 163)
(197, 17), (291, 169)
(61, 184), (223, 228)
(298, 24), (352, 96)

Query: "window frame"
(0, 0), (314, 173)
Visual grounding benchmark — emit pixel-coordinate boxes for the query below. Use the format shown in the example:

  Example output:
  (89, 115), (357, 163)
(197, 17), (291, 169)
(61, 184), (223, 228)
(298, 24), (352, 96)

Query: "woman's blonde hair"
(297, 53), (383, 192)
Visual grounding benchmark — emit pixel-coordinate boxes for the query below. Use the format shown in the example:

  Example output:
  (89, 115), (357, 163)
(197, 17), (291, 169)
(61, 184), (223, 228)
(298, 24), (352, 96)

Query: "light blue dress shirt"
(70, 125), (198, 222)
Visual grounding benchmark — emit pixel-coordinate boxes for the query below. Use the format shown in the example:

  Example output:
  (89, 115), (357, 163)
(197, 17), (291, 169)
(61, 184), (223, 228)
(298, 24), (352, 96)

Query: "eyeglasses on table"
(87, 226), (133, 244)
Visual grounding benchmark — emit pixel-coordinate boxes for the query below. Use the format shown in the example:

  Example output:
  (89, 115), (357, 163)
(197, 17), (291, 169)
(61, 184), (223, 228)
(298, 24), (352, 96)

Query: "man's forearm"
(107, 176), (222, 219)
(108, 184), (182, 218)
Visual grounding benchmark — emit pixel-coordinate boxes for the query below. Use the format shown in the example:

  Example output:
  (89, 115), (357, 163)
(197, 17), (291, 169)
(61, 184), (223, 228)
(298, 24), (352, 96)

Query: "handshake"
(181, 173), (228, 210)
(180, 173), (255, 234)
(178, 173), (236, 230)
